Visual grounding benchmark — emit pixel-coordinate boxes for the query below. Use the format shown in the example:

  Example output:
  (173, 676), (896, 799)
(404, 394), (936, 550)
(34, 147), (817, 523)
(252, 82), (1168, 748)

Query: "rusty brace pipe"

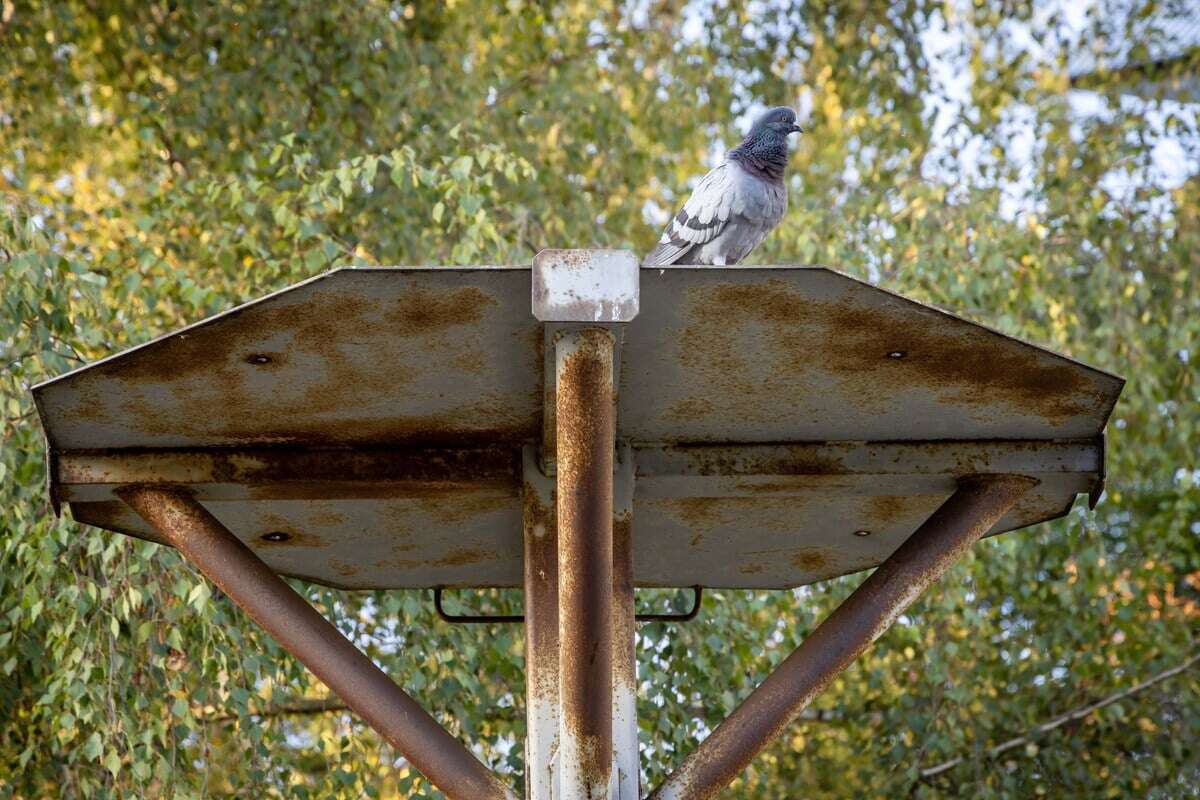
(650, 474), (1038, 800)
(118, 486), (515, 800)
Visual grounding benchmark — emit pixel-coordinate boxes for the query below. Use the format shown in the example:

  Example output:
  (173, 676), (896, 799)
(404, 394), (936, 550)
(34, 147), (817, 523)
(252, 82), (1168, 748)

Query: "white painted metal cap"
(532, 249), (639, 322)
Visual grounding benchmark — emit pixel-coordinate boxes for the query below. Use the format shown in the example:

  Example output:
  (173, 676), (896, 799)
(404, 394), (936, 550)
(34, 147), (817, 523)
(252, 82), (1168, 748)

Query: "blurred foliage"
(2, 1), (1198, 798)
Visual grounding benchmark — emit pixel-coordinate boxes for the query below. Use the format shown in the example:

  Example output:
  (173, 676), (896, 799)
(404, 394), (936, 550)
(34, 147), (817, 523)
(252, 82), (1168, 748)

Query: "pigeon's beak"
(790, 124), (804, 134)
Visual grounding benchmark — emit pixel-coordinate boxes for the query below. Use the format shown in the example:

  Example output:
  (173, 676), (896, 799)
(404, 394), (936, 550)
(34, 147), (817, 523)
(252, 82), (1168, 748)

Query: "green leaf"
(187, 582), (211, 612)
(82, 733), (103, 761)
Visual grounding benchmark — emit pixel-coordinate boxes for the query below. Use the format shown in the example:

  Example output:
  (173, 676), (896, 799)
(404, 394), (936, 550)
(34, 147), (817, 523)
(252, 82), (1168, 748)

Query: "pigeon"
(644, 106), (802, 266)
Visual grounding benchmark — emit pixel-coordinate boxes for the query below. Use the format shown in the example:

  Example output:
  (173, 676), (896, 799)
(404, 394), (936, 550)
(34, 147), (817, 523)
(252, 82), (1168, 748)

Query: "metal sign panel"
(34, 265), (1123, 589)
(35, 267), (542, 450)
(625, 267), (1120, 441)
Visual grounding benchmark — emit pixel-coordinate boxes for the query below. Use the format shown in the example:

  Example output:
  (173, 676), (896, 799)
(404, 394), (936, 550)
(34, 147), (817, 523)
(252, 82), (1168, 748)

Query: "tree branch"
(920, 649), (1200, 779)
(202, 696), (349, 724)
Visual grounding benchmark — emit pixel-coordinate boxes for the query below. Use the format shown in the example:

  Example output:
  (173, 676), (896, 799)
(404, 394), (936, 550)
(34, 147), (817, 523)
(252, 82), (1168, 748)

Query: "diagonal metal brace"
(650, 473), (1039, 800)
(118, 485), (516, 800)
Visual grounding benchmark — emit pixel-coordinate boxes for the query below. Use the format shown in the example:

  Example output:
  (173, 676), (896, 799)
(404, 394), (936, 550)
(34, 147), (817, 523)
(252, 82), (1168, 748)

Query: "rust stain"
(776, 453), (844, 475)
(739, 563), (764, 575)
(522, 479), (559, 704)
(71, 277), (537, 447)
(736, 544), (834, 575)
(117, 396), (537, 449)
(522, 480), (554, 538)
(865, 496), (907, 527)
(223, 446), (516, 484)
(450, 349), (487, 375)
(434, 547), (492, 567)
(555, 329), (615, 786)
(558, 250), (593, 266)
(666, 397), (715, 422)
(384, 286), (496, 336)
(111, 291), (372, 384)
(244, 481), (515, 502)
(664, 446), (844, 477)
(67, 500), (167, 545)
(329, 557), (360, 577)
(307, 506), (348, 527)
(414, 492), (511, 525)
(789, 547), (829, 571)
(673, 497), (725, 528)
(816, 294), (1098, 423)
(733, 479), (816, 494)
(611, 511), (636, 693)
(68, 382), (109, 423)
(676, 279), (1104, 427)
(388, 546), (497, 569)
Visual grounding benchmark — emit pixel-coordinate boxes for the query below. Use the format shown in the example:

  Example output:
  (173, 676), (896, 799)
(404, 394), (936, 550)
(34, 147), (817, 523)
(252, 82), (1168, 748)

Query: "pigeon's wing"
(644, 164), (738, 266)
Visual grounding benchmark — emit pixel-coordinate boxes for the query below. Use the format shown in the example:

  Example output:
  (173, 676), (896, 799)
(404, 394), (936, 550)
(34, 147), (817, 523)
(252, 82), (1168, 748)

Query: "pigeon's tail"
(643, 237), (694, 266)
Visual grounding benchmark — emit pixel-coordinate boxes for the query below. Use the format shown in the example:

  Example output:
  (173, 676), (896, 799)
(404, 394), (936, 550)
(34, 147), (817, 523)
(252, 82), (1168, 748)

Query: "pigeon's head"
(749, 106), (804, 139)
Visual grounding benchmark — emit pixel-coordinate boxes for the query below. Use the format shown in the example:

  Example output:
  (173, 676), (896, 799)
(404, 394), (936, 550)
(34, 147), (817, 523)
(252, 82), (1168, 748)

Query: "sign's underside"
(34, 266), (1123, 589)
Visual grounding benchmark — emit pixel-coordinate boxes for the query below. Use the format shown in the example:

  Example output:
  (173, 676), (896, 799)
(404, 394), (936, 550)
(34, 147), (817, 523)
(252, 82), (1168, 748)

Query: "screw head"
(261, 531), (291, 543)
(246, 353), (272, 365)
(887, 350), (906, 359)
(853, 529), (872, 537)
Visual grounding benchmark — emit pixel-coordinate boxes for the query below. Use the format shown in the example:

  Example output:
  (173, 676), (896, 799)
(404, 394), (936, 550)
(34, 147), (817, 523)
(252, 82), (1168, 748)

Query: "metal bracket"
(434, 586), (703, 624)
(632, 586), (703, 622)
(434, 588), (524, 624)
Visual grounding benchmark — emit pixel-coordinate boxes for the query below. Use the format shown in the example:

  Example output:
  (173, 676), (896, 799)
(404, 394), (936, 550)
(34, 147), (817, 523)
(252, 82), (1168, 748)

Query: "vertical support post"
(523, 447), (559, 800)
(555, 328), (616, 800)
(611, 442), (639, 800)
(650, 474), (1038, 800)
(118, 486), (515, 800)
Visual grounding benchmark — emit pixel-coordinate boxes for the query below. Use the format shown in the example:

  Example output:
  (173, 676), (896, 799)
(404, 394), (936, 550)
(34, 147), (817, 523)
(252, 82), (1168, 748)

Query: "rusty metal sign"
(33, 252), (1125, 800)
(33, 263), (1122, 591)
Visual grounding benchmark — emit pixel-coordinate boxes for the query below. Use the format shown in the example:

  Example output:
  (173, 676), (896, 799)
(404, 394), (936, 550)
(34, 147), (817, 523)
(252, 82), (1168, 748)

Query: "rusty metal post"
(118, 486), (516, 800)
(555, 328), (616, 800)
(611, 442), (638, 800)
(650, 474), (1038, 800)
(523, 447), (560, 800)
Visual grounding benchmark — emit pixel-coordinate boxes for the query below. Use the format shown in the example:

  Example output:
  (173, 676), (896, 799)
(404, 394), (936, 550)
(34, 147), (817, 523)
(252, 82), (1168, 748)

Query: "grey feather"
(644, 106), (801, 267)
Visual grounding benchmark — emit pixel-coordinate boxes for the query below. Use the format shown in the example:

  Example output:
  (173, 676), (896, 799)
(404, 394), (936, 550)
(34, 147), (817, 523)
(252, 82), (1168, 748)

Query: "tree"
(2, 1), (1197, 797)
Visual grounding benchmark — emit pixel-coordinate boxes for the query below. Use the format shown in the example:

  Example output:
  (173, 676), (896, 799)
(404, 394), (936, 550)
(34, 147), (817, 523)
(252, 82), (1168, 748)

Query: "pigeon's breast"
(729, 161), (788, 226)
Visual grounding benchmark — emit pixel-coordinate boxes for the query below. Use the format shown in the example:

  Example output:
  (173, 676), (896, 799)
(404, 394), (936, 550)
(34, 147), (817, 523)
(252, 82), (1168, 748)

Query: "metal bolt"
(887, 350), (906, 359)
(246, 353), (273, 365)
(853, 529), (872, 537)
(261, 531), (291, 543)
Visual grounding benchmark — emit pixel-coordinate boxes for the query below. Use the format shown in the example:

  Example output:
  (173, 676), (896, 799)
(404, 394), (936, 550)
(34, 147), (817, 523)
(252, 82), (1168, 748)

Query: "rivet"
(853, 529), (872, 537)
(887, 350), (906, 359)
(246, 354), (272, 365)
(261, 531), (291, 543)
